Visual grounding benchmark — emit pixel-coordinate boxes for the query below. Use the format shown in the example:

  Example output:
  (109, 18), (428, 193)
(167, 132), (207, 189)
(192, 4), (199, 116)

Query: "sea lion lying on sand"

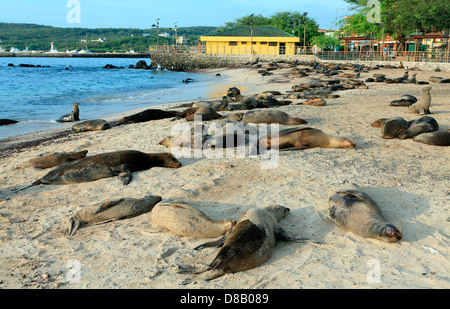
(29, 151), (181, 187)
(181, 206), (320, 283)
(150, 201), (236, 238)
(257, 127), (355, 151)
(113, 109), (179, 126)
(66, 195), (162, 235)
(227, 110), (307, 125)
(71, 119), (112, 133)
(413, 129), (450, 146)
(327, 183), (402, 243)
(15, 150), (88, 170)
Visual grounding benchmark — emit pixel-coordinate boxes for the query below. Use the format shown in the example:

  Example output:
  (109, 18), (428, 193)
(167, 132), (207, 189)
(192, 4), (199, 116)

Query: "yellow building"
(201, 26), (300, 55)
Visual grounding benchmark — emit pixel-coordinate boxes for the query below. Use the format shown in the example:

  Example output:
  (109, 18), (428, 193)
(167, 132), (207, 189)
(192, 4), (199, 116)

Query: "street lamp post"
(299, 12), (307, 54)
(335, 8), (344, 31)
(249, 14), (254, 55)
(152, 19), (160, 48)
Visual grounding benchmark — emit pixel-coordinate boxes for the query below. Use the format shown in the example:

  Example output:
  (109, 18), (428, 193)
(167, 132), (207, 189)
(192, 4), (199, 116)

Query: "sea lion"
(71, 119), (112, 133)
(182, 205), (318, 282)
(408, 86), (432, 115)
(15, 150), (88, 170)
(66, 195), (162, 235)
(185, 106), (222, 122)
(303, 98), (327, 106)
(57, 103), (80, 123)
(113, 109), (179, 126)
(0, 119), (18, 126)
(429, 76), (443, 84)
(150, 202), (236, 238)
(327, 184), (402, 243)
(398, 116), (439, 139)
(413, 129), (450, 146)
(227, 110), (307, 125)
(390, 94), (417, 107)
(258, 127), (355, 151)
(377, 117), (410, 139)
(29, 151), (181, 187)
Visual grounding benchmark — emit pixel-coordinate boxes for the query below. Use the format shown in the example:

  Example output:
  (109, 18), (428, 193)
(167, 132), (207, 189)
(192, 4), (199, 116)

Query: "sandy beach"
(0, 61), (449, 289)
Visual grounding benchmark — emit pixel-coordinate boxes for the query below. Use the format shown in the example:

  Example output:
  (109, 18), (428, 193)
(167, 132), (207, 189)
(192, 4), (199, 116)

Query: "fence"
(317, 50), (449, 63)
(148, 45), (315, 56)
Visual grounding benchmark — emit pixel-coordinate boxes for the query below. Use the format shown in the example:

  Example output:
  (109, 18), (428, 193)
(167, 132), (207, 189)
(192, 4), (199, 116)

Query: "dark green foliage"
(0, 23), (217, 52)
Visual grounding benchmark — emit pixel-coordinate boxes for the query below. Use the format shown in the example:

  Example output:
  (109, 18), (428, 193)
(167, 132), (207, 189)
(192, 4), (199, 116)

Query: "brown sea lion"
(398, 116), (439, 139)
(408, 86), (432, 115)
(226, 110), (307, 125)
(15, 150), (88, 170)
(29, 151), (181, 187)
(327, 184), (402, 243)
(376, 117), (410, 139)
(57, 103), (80, 123)
(413, 129), (450, 146)
(113, 109), (179, 126)
(258, 127), (355, 151)
(150, 202), (236, 238)
(181, 205), (318, 283)
(71, 119), (112, 133)
(390, 94), (417, 107)
(185, 106), (222, 122)
(66, 195), (162, 235)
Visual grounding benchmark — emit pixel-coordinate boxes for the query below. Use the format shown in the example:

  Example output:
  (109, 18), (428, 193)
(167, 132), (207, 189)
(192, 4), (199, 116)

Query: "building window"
(241, 42), (247, 45)
(268, 42), (278, 47)
(260, 42), (268, 45)
(229, 41), (238, 46)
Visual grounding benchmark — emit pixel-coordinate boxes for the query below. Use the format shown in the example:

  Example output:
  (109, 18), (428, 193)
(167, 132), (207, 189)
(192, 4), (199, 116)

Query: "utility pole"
(250, 14), (254, 55)
(152, 19), (160, 47)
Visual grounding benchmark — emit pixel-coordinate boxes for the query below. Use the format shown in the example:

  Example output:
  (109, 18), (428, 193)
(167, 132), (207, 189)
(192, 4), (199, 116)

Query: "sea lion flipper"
(66, 217), (81, 236)
(93, 199), (124, 214)
(194, 233), (229, 251)
(275, 226), (324, 244)
(113, 164), (132, 185)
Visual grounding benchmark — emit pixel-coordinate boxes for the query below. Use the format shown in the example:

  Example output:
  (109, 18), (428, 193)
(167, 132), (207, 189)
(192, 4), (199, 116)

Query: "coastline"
(0, 62), (449, 289)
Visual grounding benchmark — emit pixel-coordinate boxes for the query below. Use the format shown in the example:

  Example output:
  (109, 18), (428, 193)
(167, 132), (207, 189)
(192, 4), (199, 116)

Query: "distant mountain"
(0, 23), (217, 53)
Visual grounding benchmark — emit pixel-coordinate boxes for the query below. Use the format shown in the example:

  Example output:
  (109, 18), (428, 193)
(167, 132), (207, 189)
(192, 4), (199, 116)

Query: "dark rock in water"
(135, 60), (151, 70)
(7, 63), (14, 67)
(18, 64), (36, 68)
(0, 119), (19, 126)
(103, 64), (124, 69)
(129, 65), (135, 69)
(182, 78), (194, 83)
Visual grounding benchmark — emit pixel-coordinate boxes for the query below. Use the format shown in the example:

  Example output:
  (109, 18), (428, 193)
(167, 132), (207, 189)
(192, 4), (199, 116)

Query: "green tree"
(220, 11), (321, 45)
(341, 0), (450, 51)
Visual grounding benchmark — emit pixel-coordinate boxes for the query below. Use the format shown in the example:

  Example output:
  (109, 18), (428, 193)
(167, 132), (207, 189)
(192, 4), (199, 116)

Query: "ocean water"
(0, 57), (223, 140)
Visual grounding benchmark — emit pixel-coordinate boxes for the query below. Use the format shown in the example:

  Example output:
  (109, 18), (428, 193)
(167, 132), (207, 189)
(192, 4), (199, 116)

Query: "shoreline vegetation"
(0, 60), (449, 289)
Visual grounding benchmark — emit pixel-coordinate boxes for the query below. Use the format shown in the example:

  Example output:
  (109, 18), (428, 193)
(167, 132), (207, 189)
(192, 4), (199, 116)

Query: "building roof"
(207, 26), (296, 38)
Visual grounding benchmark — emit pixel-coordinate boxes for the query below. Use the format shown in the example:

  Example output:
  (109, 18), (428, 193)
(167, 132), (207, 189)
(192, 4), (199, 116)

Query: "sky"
(0, 0), (352, 30)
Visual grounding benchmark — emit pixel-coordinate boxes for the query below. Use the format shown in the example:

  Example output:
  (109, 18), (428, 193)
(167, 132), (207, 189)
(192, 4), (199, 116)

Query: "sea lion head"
(264, 205), (290, 222)
(159, 153), (182, 169)
(378, 224), (402, 243)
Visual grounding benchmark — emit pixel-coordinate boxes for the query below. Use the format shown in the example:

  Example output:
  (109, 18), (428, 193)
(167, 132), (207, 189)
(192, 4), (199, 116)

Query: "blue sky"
(0, 0), (352, 29)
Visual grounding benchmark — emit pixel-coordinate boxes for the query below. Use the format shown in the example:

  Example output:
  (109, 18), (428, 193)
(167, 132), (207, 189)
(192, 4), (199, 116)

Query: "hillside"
(0, 23), (217, 53)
